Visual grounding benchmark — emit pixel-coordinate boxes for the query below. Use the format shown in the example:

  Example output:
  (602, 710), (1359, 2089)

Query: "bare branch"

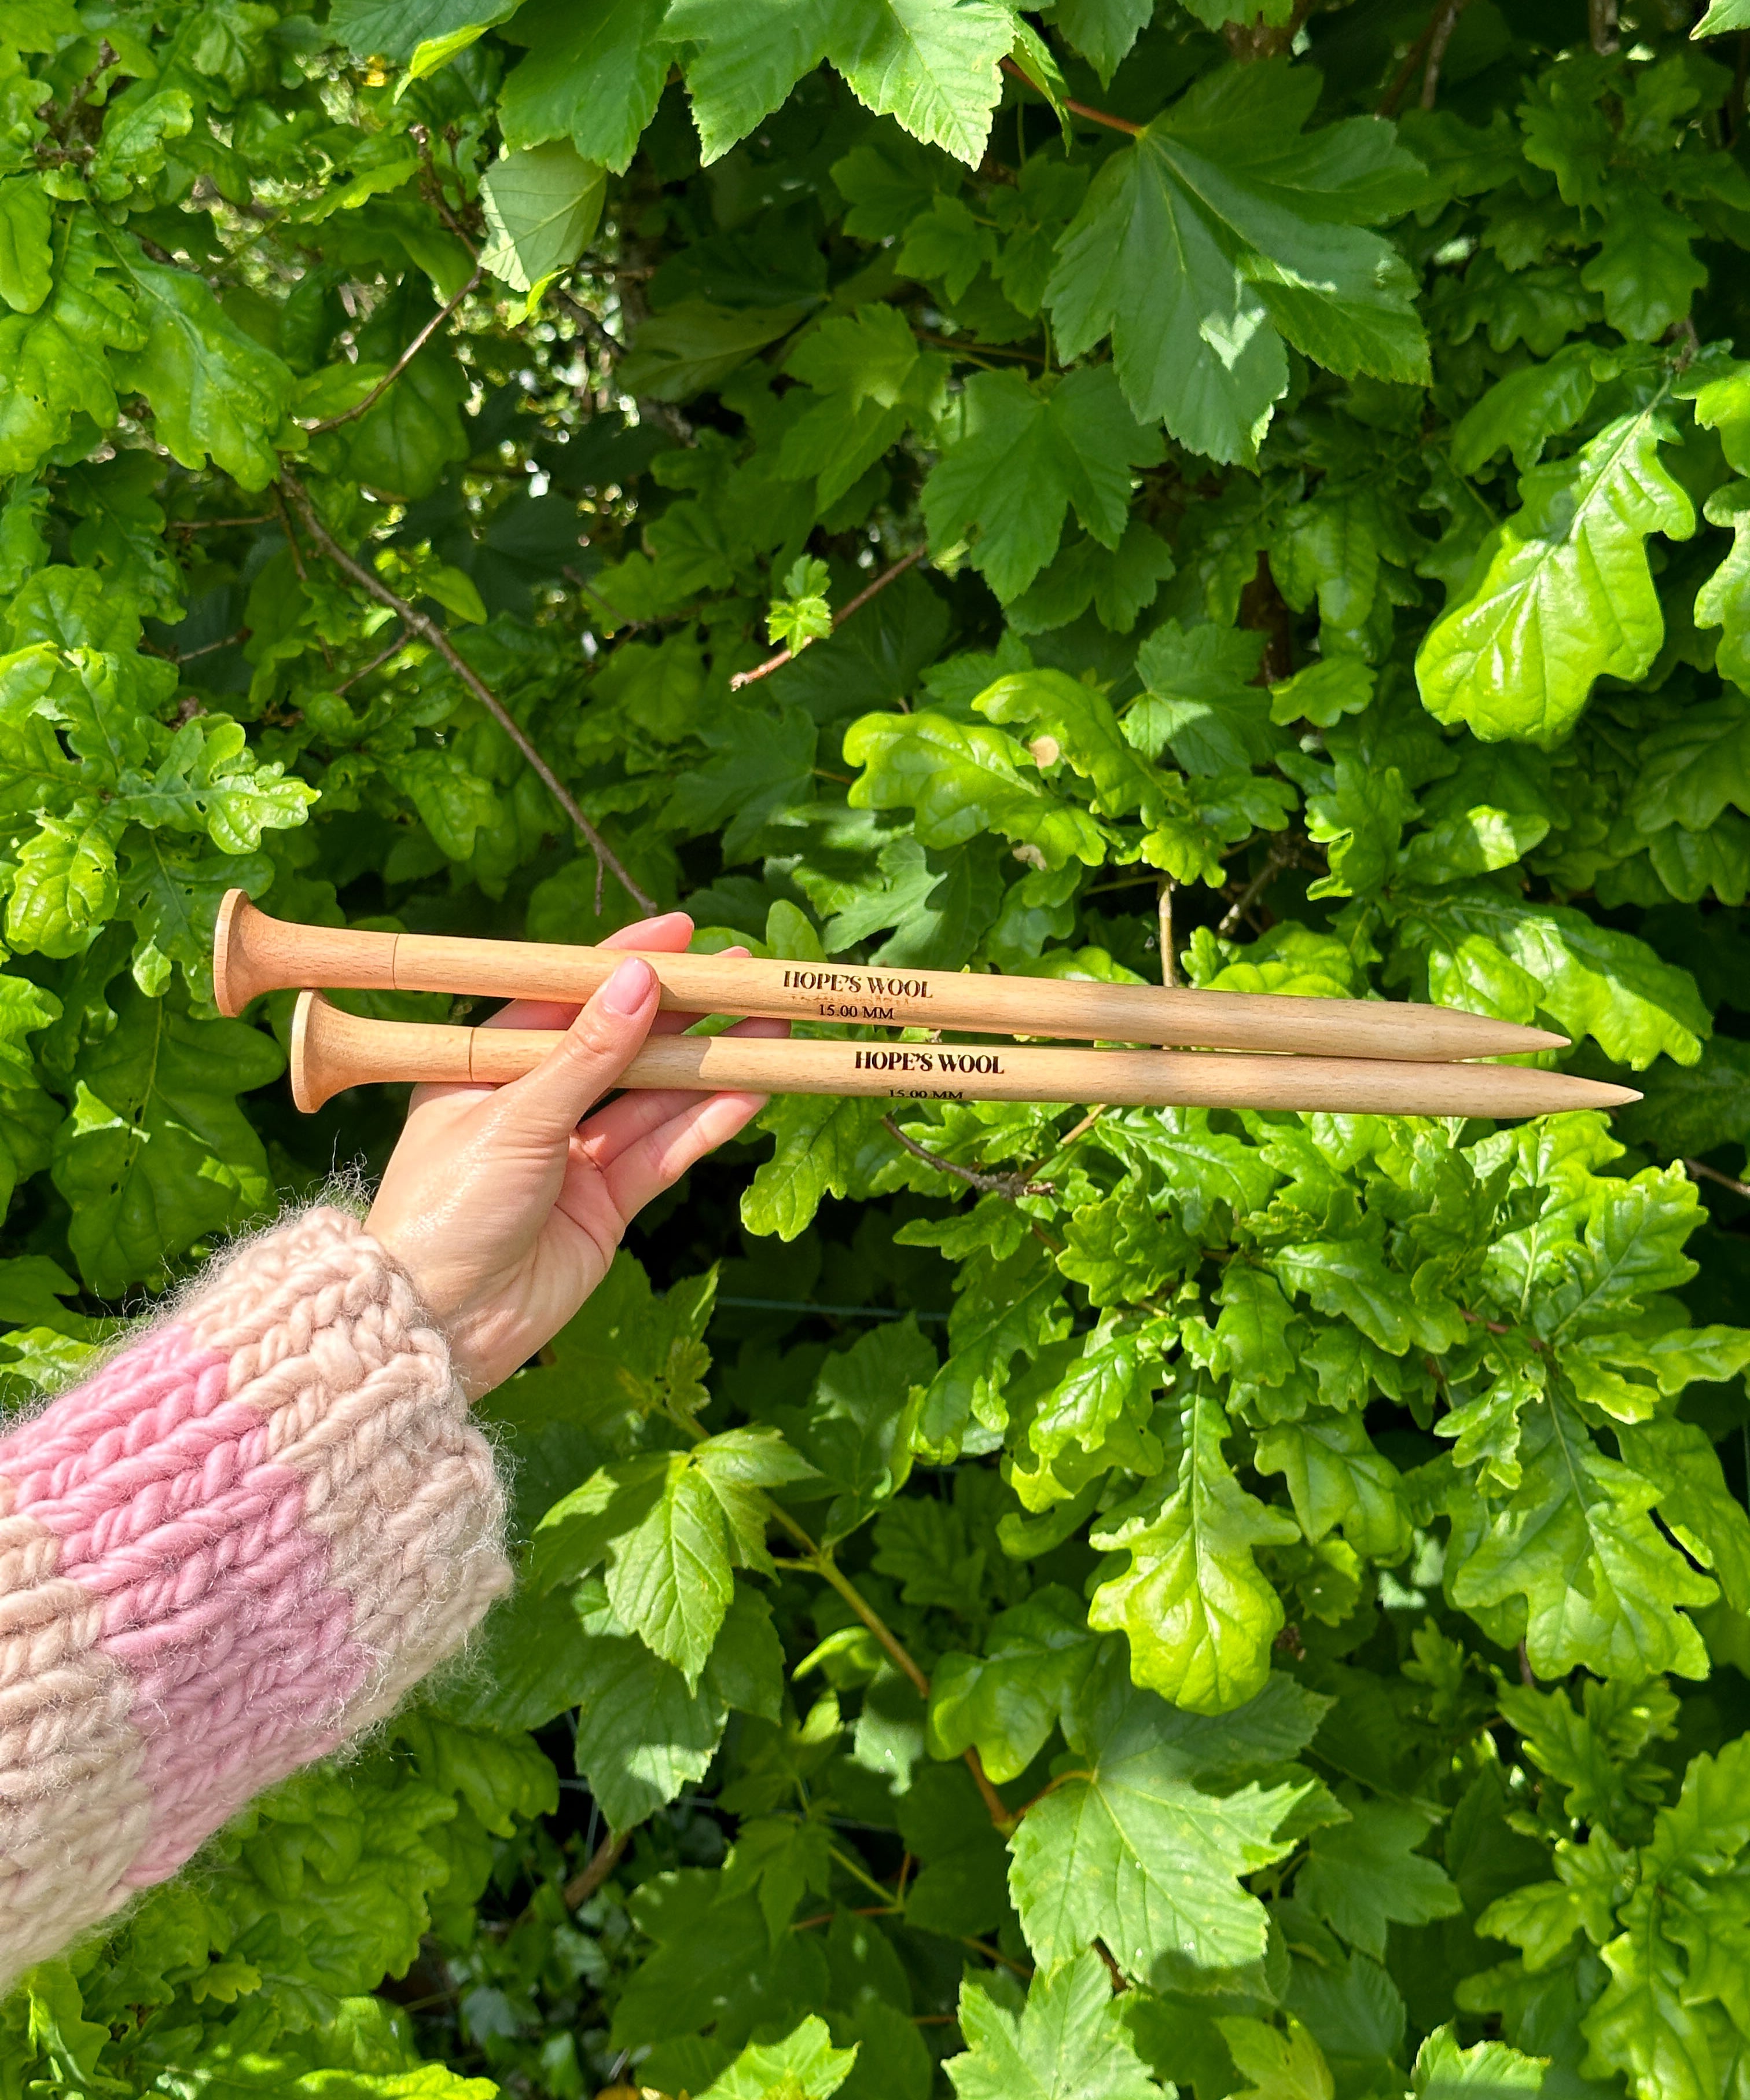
(1421, 0), (1473, 107)
(563, 1828), (628, 1910)
(301, 269), (482, 436)
(330, 625), (408, 696)
(1157, 879), (1177, 986)
(1686, 1157), (1750, 1200)
(881, 1114), (1053, 1200)
(281, 468), (657, 912)
(731, 548), (925, 692)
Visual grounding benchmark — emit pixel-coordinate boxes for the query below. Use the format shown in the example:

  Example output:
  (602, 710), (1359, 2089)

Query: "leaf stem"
(999, 55), (1143, 135)
(828, 1841), (898, 1906)
(280, 467), (657, 912)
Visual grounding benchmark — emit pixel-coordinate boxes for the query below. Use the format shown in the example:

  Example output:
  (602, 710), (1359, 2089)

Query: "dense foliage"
(12, 0), (1750, 2095)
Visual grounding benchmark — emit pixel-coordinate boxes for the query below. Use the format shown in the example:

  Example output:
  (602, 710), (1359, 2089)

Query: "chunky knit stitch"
(0, 1207), (509, 1988)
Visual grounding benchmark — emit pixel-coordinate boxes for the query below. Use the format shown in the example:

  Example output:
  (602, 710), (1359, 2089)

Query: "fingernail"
(602, 957), (655, 1015)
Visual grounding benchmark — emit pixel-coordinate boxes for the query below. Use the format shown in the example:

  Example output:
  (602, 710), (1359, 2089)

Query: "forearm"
(0, 1206), (509, 1986)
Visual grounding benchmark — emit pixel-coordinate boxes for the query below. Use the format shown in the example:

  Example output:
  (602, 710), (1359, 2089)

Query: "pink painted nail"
(602, 957), (656, 1015)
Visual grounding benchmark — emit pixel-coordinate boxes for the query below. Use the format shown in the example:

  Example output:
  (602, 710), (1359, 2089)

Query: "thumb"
(500, 955), (660, 1143)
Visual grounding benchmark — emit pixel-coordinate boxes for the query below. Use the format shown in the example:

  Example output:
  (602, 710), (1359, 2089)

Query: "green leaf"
(1410, 2026), (1546, 2098)
(921, 365), (1164, 601)
(477, 142), (606, 295)
(1045, 63), (1428, 464)
(1416, 406), (1697, 747)
(829, 0), (1016, 167)
(1087, 1381), (1300, 1713)
(1218, 2017), (1334, 2100)
(1271, 1240), (1462, 1356)
(669, 0), (1016, 167)
(1395, 884), (1709, 1069)
(779, 304), (947, 508)
(1128, 620), (1276, 777)
(619, 299), (813, 403)
(665, 703), (817, 862)
(498, 0), (670, 171)
(0, 175), (52, 315)
(1296, 1797), (1463, 1958)
(944, 1951), (1163, 2100)
(928, 1585), (1100, 1782)
(845, 709), (1107, 869)
(798, 1317), (936, 1541)
(1254, 1415), (1411, 1563)
(112, 257), (294, 491)
(1448, 1393), (1716, 1682)
(571, 1585), (782, 1829)
(50, 982), (282, 1296)
(1006, 1654), (1323, 1976)
(1582, 197), (1707, 342)
(1048, 0), (1153, 86)
(977, 667), (1170, 825)
(1450, 343), (1614, 476)
(329, 0), (510, 60)
(700, 2014), (858, 2100)
(741, 1093), (891, 1241)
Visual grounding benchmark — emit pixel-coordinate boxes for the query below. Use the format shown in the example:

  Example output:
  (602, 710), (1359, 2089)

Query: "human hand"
(366, 911), (780, 1397)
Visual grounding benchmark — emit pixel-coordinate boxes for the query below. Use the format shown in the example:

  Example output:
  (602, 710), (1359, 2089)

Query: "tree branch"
(1218, 838), (1300, 937)
(730, 547), (926, 692)
(1157, 879), (1177, 986)
(1419, 0), (1472, 108)
(881, 1114), (1054, 1199)
(1686, 1157), (1750, 1200)
(301, 269), (482, 436)
(330, 625), (407, 696)
(281, 468), (657, 912)
(563, 1827), (628, 1909)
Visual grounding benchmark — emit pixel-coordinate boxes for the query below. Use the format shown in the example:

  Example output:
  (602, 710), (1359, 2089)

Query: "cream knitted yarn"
(0, 1207), (509, 1989)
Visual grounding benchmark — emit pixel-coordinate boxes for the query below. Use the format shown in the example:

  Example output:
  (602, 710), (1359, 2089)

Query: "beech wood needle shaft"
(218, 892), (1565, 1063)
(289, 993), (1637, 1120)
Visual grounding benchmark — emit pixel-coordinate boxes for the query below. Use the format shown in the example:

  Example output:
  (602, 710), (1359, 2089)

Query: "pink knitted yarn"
(0, 1207), (509, 1988)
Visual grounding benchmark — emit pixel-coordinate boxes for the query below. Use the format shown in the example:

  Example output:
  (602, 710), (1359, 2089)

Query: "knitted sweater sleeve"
(0, 1205), (510, 1988)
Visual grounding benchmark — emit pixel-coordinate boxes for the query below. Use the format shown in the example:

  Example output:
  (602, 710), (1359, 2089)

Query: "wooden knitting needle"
(218, 892), (1564, 1063)
(288, 992), (1637, 1119)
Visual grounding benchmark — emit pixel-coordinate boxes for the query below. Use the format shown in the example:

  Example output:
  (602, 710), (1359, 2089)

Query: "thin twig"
(282, 468), (656, 911)
(173, 627), (248, 664)
(764, 1496), (1012, 1832)
(53, 39), (116, 138)
(914, 329), (1046, 365)
(1686, 1158), (1750, 1200)
(172, 515), (274, 534)
(999, 54), (1144, 134)
(1157, 879), (1177, 986)
(730, 548), (925, 692)
(553, 286), (624, 362)
(1420, 0), (1472, 106)
(302, 269), (482, 435)
(881, 1114), (1054, 1199)
(330, 626), (408, 696)
(563, 1827), (628, 1909)
(1379, 12), (1439, 115)
(410, 123), (479, 255)
(1218, 839), (1296, 937)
